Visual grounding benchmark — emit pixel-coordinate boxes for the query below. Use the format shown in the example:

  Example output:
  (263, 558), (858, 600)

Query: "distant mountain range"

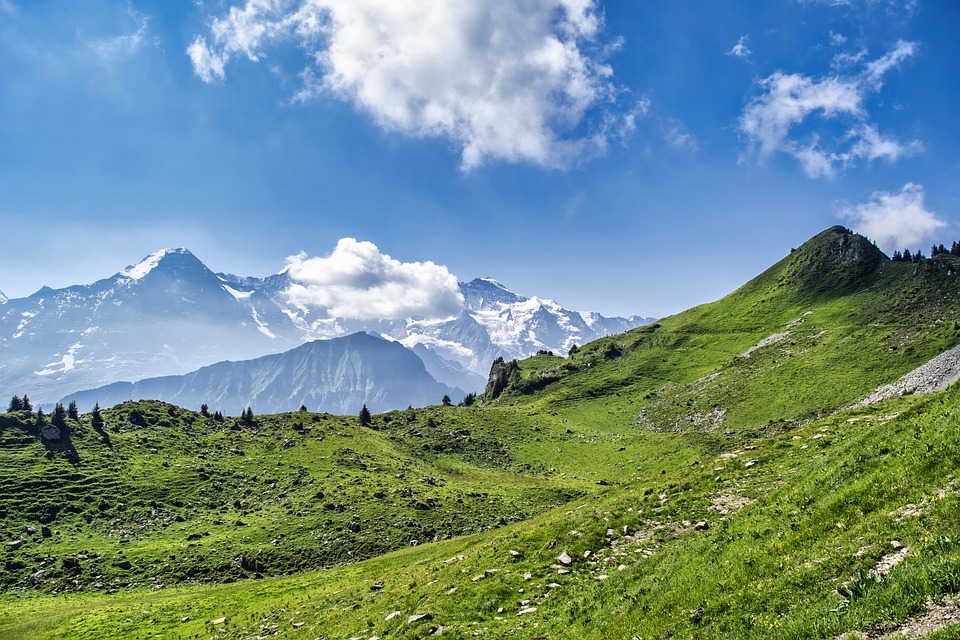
(0, 249), (653, 409)
(66, 332), (461, 415)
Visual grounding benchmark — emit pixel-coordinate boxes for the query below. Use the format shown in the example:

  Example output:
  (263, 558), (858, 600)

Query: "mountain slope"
(65, 332), (462, 414)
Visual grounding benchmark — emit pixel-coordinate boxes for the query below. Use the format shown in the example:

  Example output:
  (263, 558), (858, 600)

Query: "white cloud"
(188, 0), (626, 170)
(739, 41), (920, 179)
(841, 183), (948, 252)
(727, 35), (751, 58)
(283, 238), (464, 320)
(85, 14), (150, 64)
(863, 39), (915, 88)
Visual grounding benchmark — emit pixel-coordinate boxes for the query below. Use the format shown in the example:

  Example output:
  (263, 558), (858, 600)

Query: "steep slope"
(65, 332), (462, 414)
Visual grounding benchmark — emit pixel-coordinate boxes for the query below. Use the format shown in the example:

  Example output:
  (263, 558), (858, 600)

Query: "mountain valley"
(1, 227), (959, 639)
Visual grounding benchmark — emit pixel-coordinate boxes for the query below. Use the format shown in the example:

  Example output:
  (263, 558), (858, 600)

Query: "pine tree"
(22, 394), (32, 412)
(200, 403), (210, 417)
(359, 404), (371, 427)
(241, 407), (255, 426)
(35, 408), (45, 428)
(52, 403), (67, 428)
(67, 400), (79, 421)
(902, 248), (912, 263)
(7, 395), (22, 413)
(952, 241), (960, 257)
(91, 403), (104, 430)
(442, 394), (452, 406)
(891, 250), (903, 262)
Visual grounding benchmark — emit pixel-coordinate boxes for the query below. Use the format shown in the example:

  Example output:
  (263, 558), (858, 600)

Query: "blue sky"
(0, 0), (957, 318)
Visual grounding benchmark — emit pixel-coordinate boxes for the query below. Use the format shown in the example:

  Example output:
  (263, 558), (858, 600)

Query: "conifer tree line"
(890, 241), (960, 263)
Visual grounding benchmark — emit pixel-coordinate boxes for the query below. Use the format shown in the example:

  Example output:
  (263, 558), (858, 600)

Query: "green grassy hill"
(2, 226), (960, 639)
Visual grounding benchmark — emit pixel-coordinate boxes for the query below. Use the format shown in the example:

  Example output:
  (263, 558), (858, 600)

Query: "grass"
(2, 226), (960, 638)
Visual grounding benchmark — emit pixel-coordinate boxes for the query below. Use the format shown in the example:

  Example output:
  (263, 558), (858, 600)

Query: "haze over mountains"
(0, 248), (653, 410)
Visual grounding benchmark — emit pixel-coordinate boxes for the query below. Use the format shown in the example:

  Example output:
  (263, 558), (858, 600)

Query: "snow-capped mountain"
(66, 332), (461, 415)
(0, 249), (653, 405)
(0, 290), (7, 304)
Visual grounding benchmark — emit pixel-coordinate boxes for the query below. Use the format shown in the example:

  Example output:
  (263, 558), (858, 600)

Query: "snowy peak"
(0, 289), (6, 304)
(460, 277), (526, 310)
(118, 248), (206, 282)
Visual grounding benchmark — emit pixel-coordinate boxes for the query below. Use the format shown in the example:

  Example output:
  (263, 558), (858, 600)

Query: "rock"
(370, 581), (384, 590)
(557, 569), (570, 575)
(547, 582), (561, 588)
(212, 617), (227, 625)
(694, 521), (709, 531)
(509, 549), (520, 557)
(595, 574), (609, 581)
(606, 528), (617, 538)
(517, 607), (537, 616)
(891, 540), (902, 549)
(523, 572), (532, 580)
(407, 613), (434, 624)
(7, 539), (23, 549)
(471, 574), (486, 582)
(583, 550), (592, 558)
(24, 525), (38, 535)
(41, 526), (52, 538)
(181, 617), (190, 623)
(557, 551), (572, 565)
(385, 611), (402, 621)
(40, 424), (61, 441)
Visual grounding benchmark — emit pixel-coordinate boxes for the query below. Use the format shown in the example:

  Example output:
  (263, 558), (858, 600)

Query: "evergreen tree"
(7, 395), (22, 413)
(891, 250), (902, 262)
(67, 400), (79, 421)
(359, 404), (371, 427)
(299, 404), (308, 412)
(442, 394), (452, 406)
(902, 248), (912, 262)
(52, 403), (67, 428)
(200, 403), (210, 417)
(214, 410), (224, 422)
(35, 408), (45, 428)
(952, 241), (960, 256)
(913, 250), (925, 263)
(91, 403), (104, 430)
(460, 392), (476, 407)
(241, 407), (255, 426)
(22, 394), (32, 412)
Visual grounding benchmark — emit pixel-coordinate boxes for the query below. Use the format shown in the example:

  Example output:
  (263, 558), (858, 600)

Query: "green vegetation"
(2, 226), (960, 638)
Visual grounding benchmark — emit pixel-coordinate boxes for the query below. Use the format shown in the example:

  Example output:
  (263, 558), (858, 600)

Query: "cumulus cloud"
(188, 0), (626, 170)
(727, 35), (751, 58)
(739, 41), (920, 179)
(283, 238), (464, 320)
(841, 183), (948, 252)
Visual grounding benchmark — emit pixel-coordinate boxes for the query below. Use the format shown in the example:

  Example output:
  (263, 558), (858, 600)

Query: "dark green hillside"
(2, 226), (960, 639)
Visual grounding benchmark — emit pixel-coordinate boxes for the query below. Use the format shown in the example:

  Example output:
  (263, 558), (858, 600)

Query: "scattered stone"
(447, 587), (457, 595)
(181, 617), (189, 623)
(212, 617), (226, 625)
(517, 607), (537, 616)
(557, 551), (572, 566)
(370, 581), (384, 590)
(385, 611), (402, 621)
(407, 613), (434, 624)
(557, 569), (570, 575)
(694, 521), (709, 531)
(583, 550), (592, 558)
(41, 526), (52, 538)
(291, 621), (304, 628)
(471, 574), (486, 582)
(618, 564), (627, 571)
(7, 539), (23, 550)
(509, 549), (520, 557)
(523, 572), (532, 580)
(23, 525), (37, 535)
(595, 575), (609, 581)
(547, 582), (561, 589)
